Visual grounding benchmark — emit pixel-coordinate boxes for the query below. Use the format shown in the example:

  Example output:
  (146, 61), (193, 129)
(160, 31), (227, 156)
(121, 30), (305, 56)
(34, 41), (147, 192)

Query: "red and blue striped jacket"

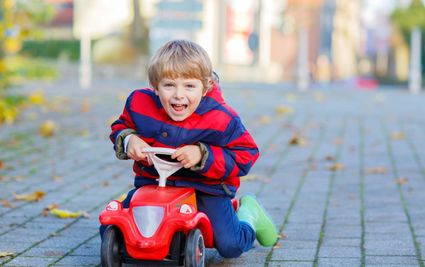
(110, 84), (259, 197)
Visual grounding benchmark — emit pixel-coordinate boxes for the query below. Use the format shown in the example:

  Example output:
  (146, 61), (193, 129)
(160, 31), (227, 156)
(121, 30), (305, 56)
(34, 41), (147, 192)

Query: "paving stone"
(52, 255), (100, 266)
(271, 248), (316, 261)
(318, 246), (361, 258)
(3, 256), (57, 266)
(317, 257), (361, 267)
(365, 255), (420, 265)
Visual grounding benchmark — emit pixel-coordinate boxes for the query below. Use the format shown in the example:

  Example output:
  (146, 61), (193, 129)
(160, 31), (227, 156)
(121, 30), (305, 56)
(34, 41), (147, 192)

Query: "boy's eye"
(186, 84), (195, 88)
(164, 83), (174, 87)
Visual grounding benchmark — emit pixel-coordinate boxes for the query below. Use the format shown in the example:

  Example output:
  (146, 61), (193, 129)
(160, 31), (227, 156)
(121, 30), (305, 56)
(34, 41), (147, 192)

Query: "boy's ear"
(203, 79), (213, 96)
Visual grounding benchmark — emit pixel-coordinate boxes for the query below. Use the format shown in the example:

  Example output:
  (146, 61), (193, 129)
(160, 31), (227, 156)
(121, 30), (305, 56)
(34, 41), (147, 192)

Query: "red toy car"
(100, 147), (224, 267)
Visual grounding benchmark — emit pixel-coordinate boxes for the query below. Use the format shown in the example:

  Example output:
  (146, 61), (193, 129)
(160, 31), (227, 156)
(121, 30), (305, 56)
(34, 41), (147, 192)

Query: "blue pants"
(100, 188), (255, 258)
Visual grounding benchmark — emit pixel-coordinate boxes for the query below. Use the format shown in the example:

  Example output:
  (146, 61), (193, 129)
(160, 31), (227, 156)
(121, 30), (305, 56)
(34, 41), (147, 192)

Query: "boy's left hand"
(172, 145), (202, 169)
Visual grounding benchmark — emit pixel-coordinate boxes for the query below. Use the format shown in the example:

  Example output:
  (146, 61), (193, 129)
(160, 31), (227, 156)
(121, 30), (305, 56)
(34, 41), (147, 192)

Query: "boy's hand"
(172, 145), (202, 169)
(126, 135), (152, 165)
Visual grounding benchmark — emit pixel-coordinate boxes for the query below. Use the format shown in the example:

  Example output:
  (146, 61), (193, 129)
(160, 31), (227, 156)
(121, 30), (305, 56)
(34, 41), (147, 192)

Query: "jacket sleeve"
(192, 116), (259, 179)
(110, 92), (137, 160)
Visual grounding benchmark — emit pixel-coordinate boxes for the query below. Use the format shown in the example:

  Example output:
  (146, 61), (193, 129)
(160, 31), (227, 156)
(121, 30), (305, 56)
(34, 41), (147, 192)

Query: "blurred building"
(45, 0), (74, 39)
(65, 0), (395, 83)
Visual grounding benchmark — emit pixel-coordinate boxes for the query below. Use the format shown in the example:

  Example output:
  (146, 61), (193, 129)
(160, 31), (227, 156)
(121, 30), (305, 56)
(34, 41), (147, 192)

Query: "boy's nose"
(173, 88), (184, 98)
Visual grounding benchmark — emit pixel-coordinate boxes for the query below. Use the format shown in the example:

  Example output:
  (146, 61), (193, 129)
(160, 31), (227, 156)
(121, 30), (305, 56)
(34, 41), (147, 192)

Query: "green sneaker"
(237, 195), (278, 247)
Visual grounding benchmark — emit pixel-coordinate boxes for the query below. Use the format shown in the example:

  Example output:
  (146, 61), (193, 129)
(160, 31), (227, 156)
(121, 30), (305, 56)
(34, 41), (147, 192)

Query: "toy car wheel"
(185, 229), (205, 267)
(101, 226), (123, 267)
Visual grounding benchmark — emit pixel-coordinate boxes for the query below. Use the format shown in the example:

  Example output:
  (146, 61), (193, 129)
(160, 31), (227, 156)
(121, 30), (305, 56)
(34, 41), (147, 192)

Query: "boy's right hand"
(126, 135), (152, 165)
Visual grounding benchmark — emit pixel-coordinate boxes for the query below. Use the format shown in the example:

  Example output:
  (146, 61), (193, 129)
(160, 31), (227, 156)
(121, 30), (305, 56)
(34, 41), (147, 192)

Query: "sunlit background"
(1, 0), (425, 124)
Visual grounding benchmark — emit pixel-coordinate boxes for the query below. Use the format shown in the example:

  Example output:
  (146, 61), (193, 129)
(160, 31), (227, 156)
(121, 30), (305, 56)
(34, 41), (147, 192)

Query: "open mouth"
(171, 104), (188, 112)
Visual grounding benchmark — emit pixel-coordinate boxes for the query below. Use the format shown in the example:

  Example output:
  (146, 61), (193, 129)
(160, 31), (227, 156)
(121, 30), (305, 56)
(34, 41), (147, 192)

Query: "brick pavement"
(1, 77), (425, 267)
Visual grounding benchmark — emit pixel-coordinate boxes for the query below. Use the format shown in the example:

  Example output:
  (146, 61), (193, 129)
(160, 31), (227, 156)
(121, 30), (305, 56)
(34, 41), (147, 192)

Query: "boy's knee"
(215, 238), (244, 258)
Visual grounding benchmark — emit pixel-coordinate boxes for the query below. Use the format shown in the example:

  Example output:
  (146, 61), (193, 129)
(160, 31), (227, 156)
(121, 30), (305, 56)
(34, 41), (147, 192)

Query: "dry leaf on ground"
(50, 208), (89, 219)
(43, 204), (59, 216)
(28, 90), (45, 105)
(259, 115), (271, 125)
(273, 242), (282, 249)
(365, 166), (387, 174)
(328, 163), (345, 171)
(14, 176), (24, 181)
(288, 133), (307, 146)
(391, 132), (405, 140)
(324, 155), (335, 161)
(117, 193), (128, 202)
(14, 190), (45, 202)
(0, 160), (4, 169)
(396, 177), (408, 185)
(240, 174), (260, 181)
(333, 138), (343, 145)
(278, 233), (287, 239)
(38, 120), (56, 138)
(80, 99), (91, 113)
(275, 105), (294, 115)
(0, 200), (15, 208)
(0, 251), (14, 258)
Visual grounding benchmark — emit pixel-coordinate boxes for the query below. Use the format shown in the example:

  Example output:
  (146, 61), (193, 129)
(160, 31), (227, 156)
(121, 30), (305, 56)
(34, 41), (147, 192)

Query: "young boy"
(109, 40), (277, 258)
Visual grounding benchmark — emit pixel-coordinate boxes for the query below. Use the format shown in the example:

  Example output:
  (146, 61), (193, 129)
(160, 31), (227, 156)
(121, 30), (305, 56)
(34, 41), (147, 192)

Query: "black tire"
(101, 226), (123, 267)
(184, 229), (205, 267)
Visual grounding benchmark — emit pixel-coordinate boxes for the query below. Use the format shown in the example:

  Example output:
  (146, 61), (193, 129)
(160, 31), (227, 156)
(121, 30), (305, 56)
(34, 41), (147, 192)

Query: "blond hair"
(148, 40), (213, 91)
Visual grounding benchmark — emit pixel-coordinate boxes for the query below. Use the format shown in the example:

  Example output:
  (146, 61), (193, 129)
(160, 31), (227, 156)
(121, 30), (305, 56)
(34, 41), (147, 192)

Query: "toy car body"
(99, 147), (215, 267)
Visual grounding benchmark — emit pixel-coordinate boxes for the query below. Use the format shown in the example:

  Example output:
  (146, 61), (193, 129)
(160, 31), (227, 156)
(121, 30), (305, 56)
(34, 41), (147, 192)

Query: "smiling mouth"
(171, 104), (188, 112)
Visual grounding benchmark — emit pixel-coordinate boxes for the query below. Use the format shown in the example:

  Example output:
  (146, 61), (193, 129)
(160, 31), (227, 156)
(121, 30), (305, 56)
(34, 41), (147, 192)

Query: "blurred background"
(1, 0), (425, 125)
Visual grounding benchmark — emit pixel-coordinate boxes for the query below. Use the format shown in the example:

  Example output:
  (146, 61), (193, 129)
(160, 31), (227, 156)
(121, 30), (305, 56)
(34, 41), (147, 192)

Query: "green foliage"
(391, 0), (425, 33)
(7, 56), (57, 82)
(21, 40), (80, 61)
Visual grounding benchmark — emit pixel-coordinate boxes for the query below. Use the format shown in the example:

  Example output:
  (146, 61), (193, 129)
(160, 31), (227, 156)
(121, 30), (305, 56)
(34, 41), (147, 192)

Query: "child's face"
(155, 77), (206, 121)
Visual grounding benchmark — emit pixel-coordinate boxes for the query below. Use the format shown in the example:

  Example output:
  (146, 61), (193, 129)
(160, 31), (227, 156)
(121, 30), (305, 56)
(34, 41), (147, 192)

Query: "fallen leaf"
(14, 176), (24, 181)
(0, 160), (4, 169)
(50, 208), (89, 219)
(273, 242), (282, 249)
(365, 166), (387, 174)
(101, 181), (110, 187)
(333, 138), (343, 145)
(324, 155), (334, 161)
(288, 133), (307, 146)
(278, 233), (287, 239)
(396, 177), (408, 185)
(0, 251), (13, 258)
(28, 90), (45, 105)
(38, 120), (56, 138)
(117, 193), (128, 202)
(14, 190), (45, 202)
(259, 115), (271, 125)
(275, 105), (294, 115)
(391, 132), (405, 140)
(80, 99), (91, 113)
(43, 203), (59, 216)
(78, 129), (90, 137)
(240, 174), (260, 181)
(0, 200), (15, 208)
(328, 163), (345, 171)
(52, 175), (62, 182)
